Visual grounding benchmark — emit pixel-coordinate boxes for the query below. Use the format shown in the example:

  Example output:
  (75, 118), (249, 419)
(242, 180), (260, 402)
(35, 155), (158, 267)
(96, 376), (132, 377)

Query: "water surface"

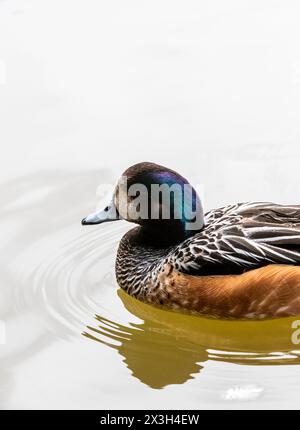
(0, 171), (300, 409)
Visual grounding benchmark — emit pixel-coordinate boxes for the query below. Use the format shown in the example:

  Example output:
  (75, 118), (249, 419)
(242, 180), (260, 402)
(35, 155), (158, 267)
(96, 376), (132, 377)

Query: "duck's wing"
(169, 202), (300, 275)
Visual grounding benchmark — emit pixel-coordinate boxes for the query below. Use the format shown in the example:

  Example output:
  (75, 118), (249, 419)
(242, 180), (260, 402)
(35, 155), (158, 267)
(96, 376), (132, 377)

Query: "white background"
(1, 0), (300, 209)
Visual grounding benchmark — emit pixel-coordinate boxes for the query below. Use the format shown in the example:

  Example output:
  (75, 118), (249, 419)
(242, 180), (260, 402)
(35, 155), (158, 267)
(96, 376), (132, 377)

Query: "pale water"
(1, 0), (300, 410)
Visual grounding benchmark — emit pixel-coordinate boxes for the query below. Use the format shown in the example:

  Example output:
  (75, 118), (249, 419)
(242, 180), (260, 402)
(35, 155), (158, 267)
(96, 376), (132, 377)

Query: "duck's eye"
(104, 206), (109, 212)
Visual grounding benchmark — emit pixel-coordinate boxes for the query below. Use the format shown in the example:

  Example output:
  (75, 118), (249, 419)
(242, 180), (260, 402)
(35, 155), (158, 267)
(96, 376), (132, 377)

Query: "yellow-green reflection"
(84, 289), (300, 389)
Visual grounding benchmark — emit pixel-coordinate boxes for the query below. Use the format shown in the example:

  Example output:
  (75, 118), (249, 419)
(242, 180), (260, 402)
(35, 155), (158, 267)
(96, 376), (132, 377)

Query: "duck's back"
(166, 202), (300, 276)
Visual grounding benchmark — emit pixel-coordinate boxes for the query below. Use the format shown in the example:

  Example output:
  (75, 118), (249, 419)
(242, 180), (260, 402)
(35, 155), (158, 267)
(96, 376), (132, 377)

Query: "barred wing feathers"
(169, 202), (300, 274)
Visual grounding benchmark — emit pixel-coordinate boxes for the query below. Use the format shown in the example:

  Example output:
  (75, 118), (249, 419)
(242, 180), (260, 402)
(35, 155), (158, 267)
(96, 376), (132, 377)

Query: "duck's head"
(82, 162), (204, 245)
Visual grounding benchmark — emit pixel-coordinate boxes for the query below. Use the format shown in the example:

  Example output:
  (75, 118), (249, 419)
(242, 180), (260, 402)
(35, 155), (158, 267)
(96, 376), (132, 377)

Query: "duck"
(82, 162), (300, 320)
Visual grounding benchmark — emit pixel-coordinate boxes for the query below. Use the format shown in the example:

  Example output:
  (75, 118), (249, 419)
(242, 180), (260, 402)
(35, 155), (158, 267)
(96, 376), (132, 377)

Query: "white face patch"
(115, 177), (149, 222)
(115, 177), (129, 220)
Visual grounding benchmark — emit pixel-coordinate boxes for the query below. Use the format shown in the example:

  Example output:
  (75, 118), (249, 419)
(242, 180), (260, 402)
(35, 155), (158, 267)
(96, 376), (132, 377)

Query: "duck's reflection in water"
(84, 289), (300, 389)
(85, 315), (204, 389)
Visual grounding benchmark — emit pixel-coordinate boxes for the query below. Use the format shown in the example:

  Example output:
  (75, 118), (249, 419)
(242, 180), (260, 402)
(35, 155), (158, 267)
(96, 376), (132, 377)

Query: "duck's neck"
(145, 222), (199, 247)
